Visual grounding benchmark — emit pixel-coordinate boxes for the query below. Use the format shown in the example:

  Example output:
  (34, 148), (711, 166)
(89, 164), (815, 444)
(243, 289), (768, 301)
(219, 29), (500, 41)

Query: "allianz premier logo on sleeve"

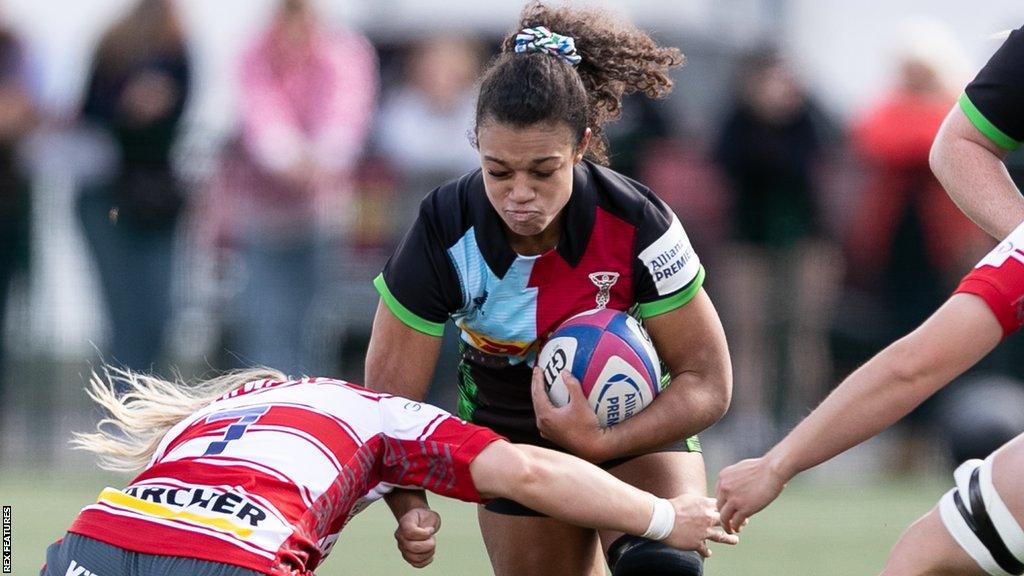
(638, 215), (698, 295)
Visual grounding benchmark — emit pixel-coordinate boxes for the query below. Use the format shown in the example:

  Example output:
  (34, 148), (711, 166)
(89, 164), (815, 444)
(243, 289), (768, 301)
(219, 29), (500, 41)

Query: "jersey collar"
(472, 161), (597, 279)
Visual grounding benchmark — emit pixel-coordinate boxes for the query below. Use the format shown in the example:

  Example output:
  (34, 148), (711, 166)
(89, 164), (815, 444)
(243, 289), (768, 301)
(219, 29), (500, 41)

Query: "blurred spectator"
(374, 33), (481, 231)
(76, 0), (190, 373)
(844, 19), (990, 473)
(212, 0), (377, 376)
(713, 45), (840, 443)
(0, 22), (38, 396)
(847, 19), (985, 341)
(363, 34), (482, 400)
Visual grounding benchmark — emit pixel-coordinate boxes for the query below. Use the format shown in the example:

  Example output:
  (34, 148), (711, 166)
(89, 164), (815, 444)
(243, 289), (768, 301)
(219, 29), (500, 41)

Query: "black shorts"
(42, 533), (263, 576)
(459, 345), (703, 517)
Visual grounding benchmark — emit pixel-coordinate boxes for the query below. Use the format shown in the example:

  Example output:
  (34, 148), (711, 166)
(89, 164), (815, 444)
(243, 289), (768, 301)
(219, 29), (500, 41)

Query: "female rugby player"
(42, 368), (736, 576)
(365, 3), (732, 575)
(716, 26), (1024, 576)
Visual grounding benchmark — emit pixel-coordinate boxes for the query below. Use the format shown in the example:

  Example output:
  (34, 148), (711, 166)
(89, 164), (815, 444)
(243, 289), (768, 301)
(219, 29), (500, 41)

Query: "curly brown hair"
(474, 1), (684, 165)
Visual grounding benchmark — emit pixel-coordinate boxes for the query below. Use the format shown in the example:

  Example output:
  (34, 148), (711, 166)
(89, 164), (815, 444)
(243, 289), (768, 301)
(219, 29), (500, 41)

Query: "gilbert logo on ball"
(538, 308), (662, 427)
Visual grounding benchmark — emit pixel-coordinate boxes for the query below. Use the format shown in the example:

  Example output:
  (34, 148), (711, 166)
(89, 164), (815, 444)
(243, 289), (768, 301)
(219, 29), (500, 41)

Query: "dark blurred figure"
(0, 23), (38, 396)
(606, 93), (676, 179)
(210, 0), (377, 376)
(713, 45), (841, 444)
(935, 374), (1024, 464)
(76, 0), (190, 373)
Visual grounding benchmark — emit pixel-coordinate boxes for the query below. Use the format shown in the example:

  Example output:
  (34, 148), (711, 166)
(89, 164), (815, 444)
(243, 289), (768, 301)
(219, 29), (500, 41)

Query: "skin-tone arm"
(715, 293), (1003, 533)
(367, 303), (445, 566)
(364, 301), (444, 399)
(930, 105), (1023, 239)
(470, 440), (739, 556)
(533, 289), (733, 462)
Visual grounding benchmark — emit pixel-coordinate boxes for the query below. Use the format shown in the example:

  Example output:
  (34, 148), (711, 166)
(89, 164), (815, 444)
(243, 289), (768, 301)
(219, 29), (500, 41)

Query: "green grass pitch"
(1, 468), (947, 575)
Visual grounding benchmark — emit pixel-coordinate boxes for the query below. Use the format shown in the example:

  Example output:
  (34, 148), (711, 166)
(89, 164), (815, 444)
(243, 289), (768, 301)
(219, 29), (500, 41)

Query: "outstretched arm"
(470, 440), (738, 556)
(716, 293), (1002, 533)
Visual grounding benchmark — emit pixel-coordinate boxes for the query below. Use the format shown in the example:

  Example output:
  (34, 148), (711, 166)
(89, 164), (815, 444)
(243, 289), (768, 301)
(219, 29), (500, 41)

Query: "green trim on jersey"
(457, 359), (480, 421)
(373, 274), (446, 337)
(685, 435), (702, 453)
(959, 92), (1021, 151)
(637, 265), (706, 318)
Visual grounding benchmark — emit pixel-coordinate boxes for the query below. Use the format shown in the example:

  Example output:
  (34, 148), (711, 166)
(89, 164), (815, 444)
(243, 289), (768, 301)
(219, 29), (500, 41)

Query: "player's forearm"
(766, 298), (1001, 480)
(600, 371), (730, 459)
(474, 442), (654, 536)
(931, 110), (1022, 239)
(763, 342), (932, 480)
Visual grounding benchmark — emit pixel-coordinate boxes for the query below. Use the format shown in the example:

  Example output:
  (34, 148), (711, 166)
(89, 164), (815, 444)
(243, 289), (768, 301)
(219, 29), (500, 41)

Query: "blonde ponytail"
(72, 366), (288, 473)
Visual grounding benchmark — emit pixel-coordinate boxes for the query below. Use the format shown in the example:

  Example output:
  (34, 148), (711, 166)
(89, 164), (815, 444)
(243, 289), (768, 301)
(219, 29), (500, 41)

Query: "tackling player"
(40, 367), (736, 576)
(716, 25), (1024, 576)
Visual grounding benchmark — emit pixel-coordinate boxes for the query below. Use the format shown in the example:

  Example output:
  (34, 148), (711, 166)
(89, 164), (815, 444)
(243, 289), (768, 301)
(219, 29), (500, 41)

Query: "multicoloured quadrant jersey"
(374, 161), (705, 447)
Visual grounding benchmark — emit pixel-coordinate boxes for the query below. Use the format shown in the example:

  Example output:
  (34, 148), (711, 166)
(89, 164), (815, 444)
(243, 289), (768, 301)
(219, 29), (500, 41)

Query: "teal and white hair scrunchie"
(514, 26), (582, 67)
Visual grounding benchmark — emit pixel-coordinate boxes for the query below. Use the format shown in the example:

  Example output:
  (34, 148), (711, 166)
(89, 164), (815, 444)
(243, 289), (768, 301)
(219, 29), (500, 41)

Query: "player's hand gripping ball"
(537, 309), (662, 427)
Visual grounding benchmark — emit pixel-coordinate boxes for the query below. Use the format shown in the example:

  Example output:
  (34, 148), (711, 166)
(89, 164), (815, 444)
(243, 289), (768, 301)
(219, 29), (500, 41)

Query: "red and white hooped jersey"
(68, 378), (504, 575)
(955, 220), (1024, 338)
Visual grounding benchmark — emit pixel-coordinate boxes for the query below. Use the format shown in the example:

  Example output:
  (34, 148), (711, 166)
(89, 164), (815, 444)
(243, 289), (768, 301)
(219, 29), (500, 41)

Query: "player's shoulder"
(586, 161), (673, 227)
(416, 169), (485, 247)
(587, 162), (664, 216)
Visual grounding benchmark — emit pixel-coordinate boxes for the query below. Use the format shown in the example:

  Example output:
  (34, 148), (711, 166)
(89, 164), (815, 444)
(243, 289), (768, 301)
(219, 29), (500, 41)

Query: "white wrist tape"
(643, 497), (675, 541)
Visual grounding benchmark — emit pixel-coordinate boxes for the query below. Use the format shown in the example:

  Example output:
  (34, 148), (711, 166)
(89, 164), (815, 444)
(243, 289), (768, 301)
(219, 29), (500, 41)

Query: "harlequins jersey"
(374, 160), (705, 443)
(960, 26), (1024, 151)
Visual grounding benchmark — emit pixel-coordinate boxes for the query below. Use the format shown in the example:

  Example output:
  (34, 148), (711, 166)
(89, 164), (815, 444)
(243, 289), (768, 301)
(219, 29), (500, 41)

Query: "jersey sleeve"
(374, 193), (464, 337)
(632, 194), (705, 318)
(954, 221), (1024, 338)
(960, 26), (1024, 151)
(378, 396), (505, 503)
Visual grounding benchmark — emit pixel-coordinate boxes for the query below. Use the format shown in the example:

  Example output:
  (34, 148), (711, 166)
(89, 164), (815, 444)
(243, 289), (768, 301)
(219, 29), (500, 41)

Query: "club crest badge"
(589, 271), (619, 309)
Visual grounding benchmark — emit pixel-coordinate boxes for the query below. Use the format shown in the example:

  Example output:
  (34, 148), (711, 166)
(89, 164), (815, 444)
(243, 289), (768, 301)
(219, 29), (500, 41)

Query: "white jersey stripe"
(189, 456), (315, 508)
(417, 414), (447, 442)
(246, 425), (344, 472)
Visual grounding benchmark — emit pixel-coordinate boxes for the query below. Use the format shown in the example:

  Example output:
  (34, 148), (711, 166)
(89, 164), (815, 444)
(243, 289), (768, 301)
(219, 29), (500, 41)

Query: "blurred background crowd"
(1, 0), (1023, 479)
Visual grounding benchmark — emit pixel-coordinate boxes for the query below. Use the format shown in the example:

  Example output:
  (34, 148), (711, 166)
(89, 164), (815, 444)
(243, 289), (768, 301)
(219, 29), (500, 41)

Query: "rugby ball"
(537, 308), (662, 427)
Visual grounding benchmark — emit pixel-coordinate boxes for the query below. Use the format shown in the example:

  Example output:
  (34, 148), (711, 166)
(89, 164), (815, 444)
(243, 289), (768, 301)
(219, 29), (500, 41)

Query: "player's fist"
(715, 457), (787, 534)
(395, 507), (442, 568)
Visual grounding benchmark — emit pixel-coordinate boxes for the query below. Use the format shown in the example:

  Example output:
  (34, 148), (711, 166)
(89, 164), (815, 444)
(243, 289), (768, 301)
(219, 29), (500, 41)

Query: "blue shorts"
(42, 533), (264, 576)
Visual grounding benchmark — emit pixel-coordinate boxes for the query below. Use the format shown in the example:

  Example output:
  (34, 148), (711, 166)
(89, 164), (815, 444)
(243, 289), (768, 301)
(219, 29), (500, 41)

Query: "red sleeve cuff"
(955, 276), (1023, 339)
(449, 428), (506, 503)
